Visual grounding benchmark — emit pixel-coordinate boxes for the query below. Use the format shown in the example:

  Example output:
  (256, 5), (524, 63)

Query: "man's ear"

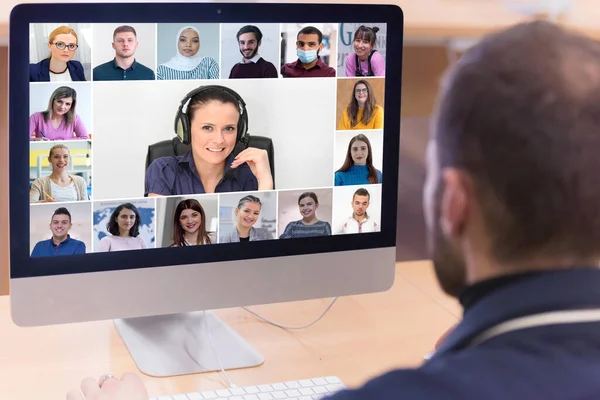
(440, 168), (471, 239)
(318, 43), (324, 52)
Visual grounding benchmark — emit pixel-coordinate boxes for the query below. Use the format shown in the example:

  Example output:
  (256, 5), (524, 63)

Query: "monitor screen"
(9, 3), (403, 328)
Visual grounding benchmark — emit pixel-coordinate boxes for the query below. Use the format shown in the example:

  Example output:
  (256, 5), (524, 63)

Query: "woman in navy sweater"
(29, 25), (86, 82)
(334, 134), (382, 186)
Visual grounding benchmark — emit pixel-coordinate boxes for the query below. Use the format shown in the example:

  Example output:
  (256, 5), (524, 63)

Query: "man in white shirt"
(340, 188), (379, 234)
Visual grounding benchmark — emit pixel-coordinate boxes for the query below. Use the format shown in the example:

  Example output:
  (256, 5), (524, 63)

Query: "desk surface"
(0, 0), (599, 43)
(0, 260), (460, 399)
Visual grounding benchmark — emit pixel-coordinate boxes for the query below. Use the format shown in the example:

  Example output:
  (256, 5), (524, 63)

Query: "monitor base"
(114, 310), (265, 377)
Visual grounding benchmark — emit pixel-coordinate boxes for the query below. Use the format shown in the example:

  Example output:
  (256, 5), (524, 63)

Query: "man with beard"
(229, 25), (278, 79)
(340, 188), (379, 234)
(93, 25), (155, 81)
(281, 26), (336, 78)
(31, 207), (86, 257)
(67, 20), (600, 400)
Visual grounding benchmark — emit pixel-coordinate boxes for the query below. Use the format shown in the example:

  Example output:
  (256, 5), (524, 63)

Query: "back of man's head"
(435, 20), (600, 264)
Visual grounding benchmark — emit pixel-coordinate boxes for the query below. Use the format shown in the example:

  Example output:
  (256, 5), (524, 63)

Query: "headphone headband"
(174, 85), (249, 146)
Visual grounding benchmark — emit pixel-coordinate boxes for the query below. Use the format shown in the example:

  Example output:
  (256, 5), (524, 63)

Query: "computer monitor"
(9, 2), (404, 377)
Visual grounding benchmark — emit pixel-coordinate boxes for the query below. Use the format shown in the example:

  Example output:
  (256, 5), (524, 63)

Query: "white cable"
(241, 297), (339, 330)
(203, 310), (237, 388)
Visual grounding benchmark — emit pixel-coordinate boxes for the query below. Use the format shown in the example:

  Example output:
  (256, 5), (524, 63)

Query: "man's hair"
(52, 207), (72, 222)
(353, 188), (370, 201)
(435, 20), (600, 263)
(297, 26), (323, 44)
(236, 25), (263, 43)
(113, 25), (137, 39)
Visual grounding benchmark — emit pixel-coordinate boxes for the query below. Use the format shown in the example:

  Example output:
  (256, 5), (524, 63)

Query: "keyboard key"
(271, 391), (287, 399)
(311, 378), (327, 386)
(313, 387), (328, 394)
(299, 380), (314, 388)
(202, 391), (217, 399)
(231, 388), (246, 396)
(172, 395), (189, 400)
(272, 383), (287, 391)
(258, 384), (274, 392)
(326, 383), (346, 393)
(325, 377), (341, 384)
(285, 389), (301, 397)
(243, 395), (259, 400)
(186, 394), (204, 400)
(229, 397), (244, 400)
(216, 389), (232, 397)
(245, 387), (260, 394)
(300, 396), (313, 400)
(257, 394), (274, 400)
(299, 388), (315, 396)
(285, 381), (301, 389)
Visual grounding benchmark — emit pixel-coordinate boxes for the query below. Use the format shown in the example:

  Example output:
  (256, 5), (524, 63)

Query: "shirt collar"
(351, 213), (370, 223)
(241, 54), (261, 64)
(179, 150), (238, 180)
(111, 57), (137, 70)
(432, 267), (600, 358)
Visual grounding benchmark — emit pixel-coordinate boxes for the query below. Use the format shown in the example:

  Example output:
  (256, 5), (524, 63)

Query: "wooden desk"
(0, 260), (460, 398)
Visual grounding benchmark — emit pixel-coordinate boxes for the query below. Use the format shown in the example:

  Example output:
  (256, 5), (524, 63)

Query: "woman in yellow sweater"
(338, 79), (384, 130)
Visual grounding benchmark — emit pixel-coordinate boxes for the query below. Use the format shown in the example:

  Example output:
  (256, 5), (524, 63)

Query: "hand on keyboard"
(66, 372), (149, 400)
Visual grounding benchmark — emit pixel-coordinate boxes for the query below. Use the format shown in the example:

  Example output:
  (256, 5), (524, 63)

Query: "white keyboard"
(151, 376), (347, 400)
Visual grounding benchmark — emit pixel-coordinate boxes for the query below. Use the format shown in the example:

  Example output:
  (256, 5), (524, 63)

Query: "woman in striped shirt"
(157, 25), (219, 80)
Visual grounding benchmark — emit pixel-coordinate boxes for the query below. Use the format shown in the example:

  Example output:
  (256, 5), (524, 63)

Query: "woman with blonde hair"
(30, 144), (89, 203)
(30, 25), (86, 82)
(29, 86), (89, 141)
(338, 79), (384, 130)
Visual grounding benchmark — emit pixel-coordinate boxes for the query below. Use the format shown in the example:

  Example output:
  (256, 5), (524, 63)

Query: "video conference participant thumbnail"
(29, 25), (87, 82)
(30, 85), (89, 141)
(281, 26), (336, 78)
(93, 25), (155, 81)
(219, 193), (275, 242)
(335, 133), (382, 186)
(345, 25), (385, 77)
(95, 202), (150, 252)
(337, 79), (384, 130)
(155, 196), (218, 247)
(145, 85), (273, 196)
(337, 187), (380, 234)
(228, 25), (278, 79)
(157, 25), (219, 80)
(279, 190), (332, 238)
(30, 206), (87, 257)
(30, 144), (90, 203)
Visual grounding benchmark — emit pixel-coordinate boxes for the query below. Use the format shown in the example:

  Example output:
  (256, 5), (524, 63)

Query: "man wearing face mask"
(281, 26), (336, 78)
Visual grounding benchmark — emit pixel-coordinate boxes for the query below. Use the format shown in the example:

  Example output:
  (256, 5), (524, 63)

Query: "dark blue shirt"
(93, 58), (155, 81)
(328, 267), (600, 400)
(145, 150), (258, 195)
(31, 236), (86, 257)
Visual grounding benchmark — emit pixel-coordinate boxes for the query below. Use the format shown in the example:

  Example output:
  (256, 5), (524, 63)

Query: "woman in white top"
(29, 144), (89, 203)
(96, 203), (147, 252)
(157, 25), (219, 80)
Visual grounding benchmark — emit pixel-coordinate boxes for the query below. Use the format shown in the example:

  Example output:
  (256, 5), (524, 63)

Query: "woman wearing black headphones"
(145, 85), (273, 195)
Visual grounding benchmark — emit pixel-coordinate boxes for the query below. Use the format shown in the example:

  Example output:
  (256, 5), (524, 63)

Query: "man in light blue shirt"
(31, 207), (86, 257)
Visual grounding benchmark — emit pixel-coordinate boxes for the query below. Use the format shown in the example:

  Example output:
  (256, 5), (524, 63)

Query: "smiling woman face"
(48, 33), (78, 63)
(298, 196), (318, 219)
(49, 147), (70, 173)
(178, 28), (200, 57)
(179, 208), (202, 234)
(350, 140), (368, 166)
(190, 100), (239, 167)
(236, 201), (261, 229)
(354, 83), (369, 105)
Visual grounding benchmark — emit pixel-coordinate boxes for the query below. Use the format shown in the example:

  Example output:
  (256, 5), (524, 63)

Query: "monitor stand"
(114, 310), (265, 377)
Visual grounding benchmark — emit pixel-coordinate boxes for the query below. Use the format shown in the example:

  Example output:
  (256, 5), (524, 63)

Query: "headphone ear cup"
(175, 111), (190, 145)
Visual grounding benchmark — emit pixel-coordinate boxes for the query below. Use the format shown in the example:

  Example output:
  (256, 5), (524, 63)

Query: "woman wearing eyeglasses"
(29, 25), (86, 82)
(337, 79), (383, 130)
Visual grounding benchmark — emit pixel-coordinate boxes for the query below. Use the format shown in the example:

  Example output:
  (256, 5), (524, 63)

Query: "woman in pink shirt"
(344, 26), (385, 77)
(96, 203), (147, 252)
(29, 86), (89, 141)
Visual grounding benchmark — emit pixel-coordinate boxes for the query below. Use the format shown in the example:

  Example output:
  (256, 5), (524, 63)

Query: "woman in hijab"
(157, 25), (219, 80)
